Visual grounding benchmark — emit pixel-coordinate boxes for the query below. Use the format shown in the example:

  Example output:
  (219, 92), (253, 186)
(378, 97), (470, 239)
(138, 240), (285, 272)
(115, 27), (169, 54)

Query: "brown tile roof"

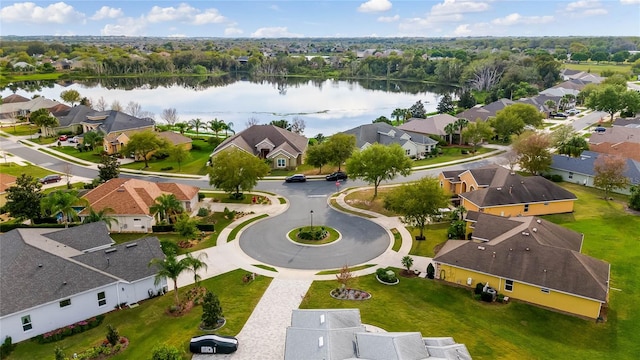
(80, 178), (199, 216)
(460, 174), (577, 207)
(435, 215), (609, 301)
(589, 142), (640, 162)
(0, 174), (17, 192)
(397, 114), (458, 136)
(157, 182), (199, 201)
(2, 94), (29, 103)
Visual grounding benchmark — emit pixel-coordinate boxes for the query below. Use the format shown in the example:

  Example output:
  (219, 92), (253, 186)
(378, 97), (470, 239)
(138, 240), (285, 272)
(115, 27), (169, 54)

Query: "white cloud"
(357, 0), (392, 13)
(251, 27), (302, 38)
(378, 15), (400, 22)
(565, 0), (600, 11)
(621, 0), (640, 4)
(0, 2), (84, 24)
(168, 33), (187, 38)
(398, 13), (463, 33)
(453, 24), (472, 36)
(491, 13), (554, 26)
(101, 18), (145, 36)
(90, 6), (123, 20)
(430, 0), (490, 16)
(146, 3), (197, 23)
(583, 8), (608, 15)
(193, 9), (226, 25)
(225, 27), (244, 36)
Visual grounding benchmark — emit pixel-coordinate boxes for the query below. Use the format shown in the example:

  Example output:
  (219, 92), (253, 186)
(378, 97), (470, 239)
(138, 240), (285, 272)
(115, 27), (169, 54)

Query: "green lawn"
(0, 163), (58, 179)
(562, 62), (632, 75)
(408, 223), (449, 257)
(0, 123), (40, 137)
(119, 139), (214, 175)
(7, 269), (272, 360)
(412, 146), (493, 167)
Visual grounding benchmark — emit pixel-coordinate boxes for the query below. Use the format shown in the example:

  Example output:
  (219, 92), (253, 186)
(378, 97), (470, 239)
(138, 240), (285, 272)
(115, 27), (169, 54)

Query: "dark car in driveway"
(550, 112), (568, 119)
(39, 174), (62, 184)
(189, 334), (238, 354)
(285, 174), (306, 183)
(325, 171), (348, 181)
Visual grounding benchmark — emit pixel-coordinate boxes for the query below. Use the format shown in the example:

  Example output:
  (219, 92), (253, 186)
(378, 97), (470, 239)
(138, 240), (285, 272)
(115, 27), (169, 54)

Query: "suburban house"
(588, 126), (640, 162)
(55, 105), (156, 155)
(210, 124), (308, 170)
(0, 174), (17, 207)
(439, 165), (577, 217)
(79, 178), (200, 233)
(540, 79), (589, 98)
(0, 222), (166, 343)
(433, 213), (610, 319)
(157, 131), (193, 151)
(455, 98), (514, 122)
(547, 151), (640, 195)
(560, 69), (604, 84)
(398, 113), (458, 141)
(612, 116), (640, 129)
(341, 122), (438, 159)
(284, 309), (471, 360)
(0, 96), (66, 126)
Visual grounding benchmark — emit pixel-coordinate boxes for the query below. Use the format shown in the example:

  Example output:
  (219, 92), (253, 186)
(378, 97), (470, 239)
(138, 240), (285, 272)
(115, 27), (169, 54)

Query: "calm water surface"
(2, 78), (448, 136)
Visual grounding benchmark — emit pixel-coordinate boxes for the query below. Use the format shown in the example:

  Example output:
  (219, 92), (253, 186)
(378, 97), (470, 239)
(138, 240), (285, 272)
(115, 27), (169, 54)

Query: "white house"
(0, 222), (166, 343)
(341, 122), (438, 159)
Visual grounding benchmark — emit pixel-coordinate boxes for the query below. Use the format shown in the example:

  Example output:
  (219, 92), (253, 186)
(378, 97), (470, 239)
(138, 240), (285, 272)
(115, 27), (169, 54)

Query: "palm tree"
(83, 131), (104, 152)
(401, 255), (414, 274)
(83, 206), (118, 228)
(149, 253), (191, 306)
(444, 123), (457, 145)
(188, 118), (204, 138)
(223, 121), (235, 138)
(544, 100), (556, 114)
(391, 108), (405, 124)
(455, 118), (469, 145)
(149, 194), (183, 224)
(185, 252), (209, 287)
(41, 190), (88, 228)
(208, 118), (225, 137)
(174, 122), (190, 135)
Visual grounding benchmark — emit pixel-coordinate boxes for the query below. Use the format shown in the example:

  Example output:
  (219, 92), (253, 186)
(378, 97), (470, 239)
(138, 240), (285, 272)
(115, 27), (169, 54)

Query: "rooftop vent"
(38, 264), (43, 268)
(477, 246), (485, 250)
(536, 219), (542, 224)
(125, 243), (137, 249)
(525, 247), (530, 251)
(532, 228), (537, 232)
(105, 248), (117, 254)
(496, 187), (502, 191)
(521, 232), (530, 236)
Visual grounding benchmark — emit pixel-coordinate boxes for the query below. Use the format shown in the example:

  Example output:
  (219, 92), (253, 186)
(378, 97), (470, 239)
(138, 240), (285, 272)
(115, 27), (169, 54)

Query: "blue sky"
(1, 0), (638, 37)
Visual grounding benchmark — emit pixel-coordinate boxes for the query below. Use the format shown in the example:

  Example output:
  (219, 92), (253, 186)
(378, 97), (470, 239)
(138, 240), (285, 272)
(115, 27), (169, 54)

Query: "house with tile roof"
(0, 222), (166, 343)
(434, 213), (610, 319)
(284, 309), (471, 360)
(547, 151), (640, 195)
(341, 122), (437, 159)
(211, 124), (308, 170)
(79, 178), (200, 233)
(588, 126), (640, 162)
(0, 174), (17, 207)
(439, 165), (577, 217)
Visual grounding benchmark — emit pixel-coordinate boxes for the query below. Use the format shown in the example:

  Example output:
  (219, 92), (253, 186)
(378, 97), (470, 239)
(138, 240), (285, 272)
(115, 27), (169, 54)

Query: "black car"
(550, 112), (567, 119)
(594, 126), (607, 133)
(39, 174), (62, 184)
(325, 171), (348, 181)
(285, 174), (307, 183)
(189, 334), (238, 354)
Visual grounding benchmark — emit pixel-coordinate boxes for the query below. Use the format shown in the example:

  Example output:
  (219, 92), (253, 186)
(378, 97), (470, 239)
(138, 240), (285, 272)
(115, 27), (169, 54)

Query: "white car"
(566, 109), (581, 115)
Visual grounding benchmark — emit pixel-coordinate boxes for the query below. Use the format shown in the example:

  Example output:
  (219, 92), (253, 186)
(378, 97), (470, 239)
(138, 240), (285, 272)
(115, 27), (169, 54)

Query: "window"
(97, 292), (106, 306)
(541, 288), (550, 294)
(440, 181), (443, 188)
(21, 315), (32, 331)
(277, 158), (286, 168)
(505, 279), (514, 292)
(405, 149), (411, 156)
(524, 204), (529, 212)
(568, 172), (573, 179)
(59, 299), (71, 308)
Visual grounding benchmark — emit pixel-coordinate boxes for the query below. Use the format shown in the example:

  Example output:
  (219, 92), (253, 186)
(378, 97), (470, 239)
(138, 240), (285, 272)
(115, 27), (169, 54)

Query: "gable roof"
(588, 127), (640, 146)
(156, 131), (193, 146)
(0, 222), (163, 317)
(212, 124), (308, 158)
(41, 222), (114, 251)
(551, 151), (640, 185)
(342, 122), (435, 148)
(0, 96), (62, 115)
(612, 116), (640, 129)
(456, 98), (513, 122)
(80, 178), (199, 216)
(460, 164), (512, 187)
(1, 94), (29, 104)
(398, 114), (458, 136)
(434, 214), (609, 302)
(460, 174), (577, 207)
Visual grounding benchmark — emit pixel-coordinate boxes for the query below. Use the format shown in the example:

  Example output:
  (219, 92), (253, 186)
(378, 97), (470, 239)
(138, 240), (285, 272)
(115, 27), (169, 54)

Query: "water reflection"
(1, 76), (453, 136)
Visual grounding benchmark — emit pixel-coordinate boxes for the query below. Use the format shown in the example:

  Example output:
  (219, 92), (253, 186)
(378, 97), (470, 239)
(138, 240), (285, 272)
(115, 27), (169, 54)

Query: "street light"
(310, 210), (314, 232)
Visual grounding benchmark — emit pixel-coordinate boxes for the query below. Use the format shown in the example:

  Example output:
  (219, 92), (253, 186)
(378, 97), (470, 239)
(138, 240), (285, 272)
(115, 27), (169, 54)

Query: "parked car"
(39, 174), (62, 184)
(58, 135), (68, 141)
(285, 174), (307, 183)
(594, 126), (607, 133)
(550, 112), (567, 119)
(68, 136), (79, 143)
(325, 171), (348, 181)
(189, 334), (238, 354)
(566, 109), (581, 115)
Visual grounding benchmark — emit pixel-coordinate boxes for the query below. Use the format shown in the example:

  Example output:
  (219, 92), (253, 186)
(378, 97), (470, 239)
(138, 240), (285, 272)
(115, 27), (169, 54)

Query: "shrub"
(36, 315), (104, 344)
(0, 336), (15, 358)
(202, 291), (224, 328)
(160, 240), (179, 255)
(106, 325), (119, 346)
(197, 207), (210, 217)
(198, 192), (205, 201)
(151, 344), (183, 360)
(54, 346), (65, 360)
(474, 283), (485, 295)
(376, 267), (397, 283)
(426, 263), (435, 279)
(550, 174), (563, 182)
(160, 166), (174, 171)
(629, 185), (640, 211)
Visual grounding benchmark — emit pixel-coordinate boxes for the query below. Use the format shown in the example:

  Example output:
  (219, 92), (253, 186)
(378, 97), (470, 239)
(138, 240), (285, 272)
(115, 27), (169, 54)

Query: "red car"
(58, 135), (68, 141)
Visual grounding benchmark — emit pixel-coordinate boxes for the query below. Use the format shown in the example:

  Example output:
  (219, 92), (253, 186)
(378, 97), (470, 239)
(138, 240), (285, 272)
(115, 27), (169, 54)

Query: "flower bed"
(73, 336), (129, 360)
(36, 315), (105, 344)
(330, 288), (371, 300)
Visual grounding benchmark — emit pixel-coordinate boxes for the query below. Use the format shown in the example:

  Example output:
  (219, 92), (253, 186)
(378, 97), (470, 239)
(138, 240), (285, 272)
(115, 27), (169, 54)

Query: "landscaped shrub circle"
(286, 226), (341, 246)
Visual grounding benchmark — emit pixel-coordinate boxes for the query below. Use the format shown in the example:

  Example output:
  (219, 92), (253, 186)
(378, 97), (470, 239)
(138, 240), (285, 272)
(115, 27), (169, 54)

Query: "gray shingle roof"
(212, 124), (308, 158)
(434, 215), (609, 301)
(550, 151), (640, 185)
(42, 222), (114, 251)
(73, 236), (165, 282)
(341, 122), (434, 148)
(356, 332), (430, 360)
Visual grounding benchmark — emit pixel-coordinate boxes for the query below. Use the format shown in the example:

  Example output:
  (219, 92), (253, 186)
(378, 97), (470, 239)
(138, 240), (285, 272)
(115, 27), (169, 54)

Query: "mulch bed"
(399, 270), (419, 278)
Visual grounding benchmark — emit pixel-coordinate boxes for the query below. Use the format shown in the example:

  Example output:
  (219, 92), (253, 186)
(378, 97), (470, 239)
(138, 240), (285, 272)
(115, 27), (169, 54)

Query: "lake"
(1, 77), (452, 137)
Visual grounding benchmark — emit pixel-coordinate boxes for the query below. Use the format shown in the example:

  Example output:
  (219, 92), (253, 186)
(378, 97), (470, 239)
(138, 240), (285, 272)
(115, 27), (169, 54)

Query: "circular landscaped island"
(287, 226), (341, 246)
